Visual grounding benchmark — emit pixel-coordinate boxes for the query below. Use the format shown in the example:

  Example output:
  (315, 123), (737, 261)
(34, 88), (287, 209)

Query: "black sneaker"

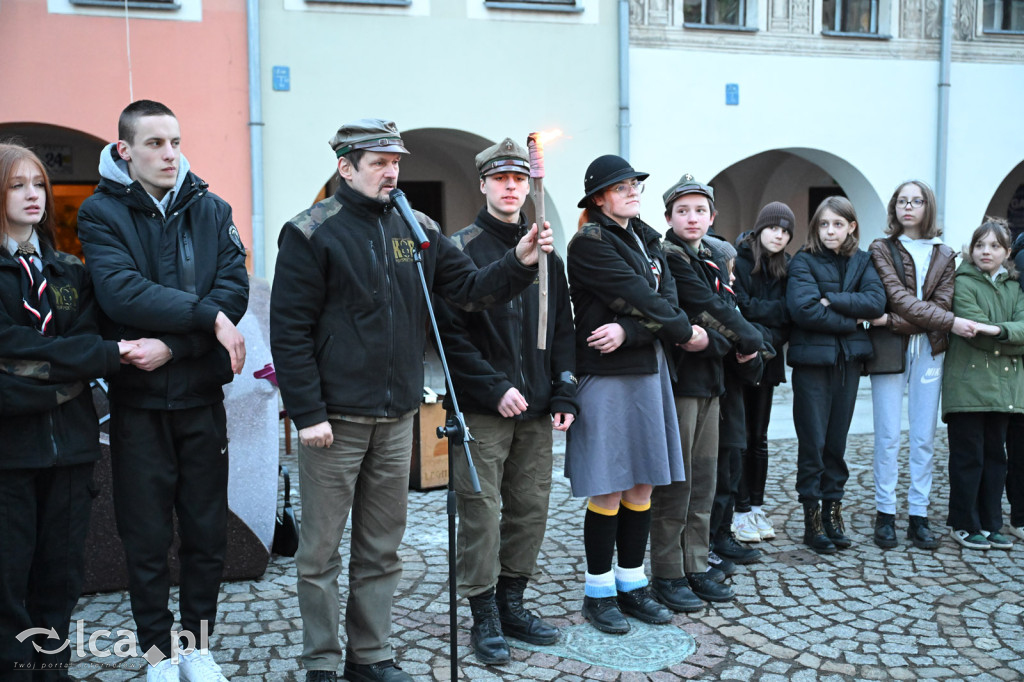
(713, 533), (762, 564)
(343, 660), (412, 682)
(582, 596), (629, 634)
(707, 550), (736, 576)
(650, 577), (704, 613)
(686, 572), (735, 602)
(617, 586), (672, 624)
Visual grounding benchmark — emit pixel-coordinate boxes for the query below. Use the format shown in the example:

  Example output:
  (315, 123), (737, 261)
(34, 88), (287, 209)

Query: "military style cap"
(329, 118), (409, 158)
(476, 138), (531, 177)
(663, 173), (715, 209)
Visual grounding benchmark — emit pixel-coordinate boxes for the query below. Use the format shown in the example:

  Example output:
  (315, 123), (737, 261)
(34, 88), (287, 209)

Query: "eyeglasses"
(610, 180), (645, 196)
(896, 198), (925, 208)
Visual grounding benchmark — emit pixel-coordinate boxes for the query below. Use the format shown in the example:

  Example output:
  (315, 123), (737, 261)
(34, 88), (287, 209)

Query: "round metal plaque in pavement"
(510, 621), (697, 672)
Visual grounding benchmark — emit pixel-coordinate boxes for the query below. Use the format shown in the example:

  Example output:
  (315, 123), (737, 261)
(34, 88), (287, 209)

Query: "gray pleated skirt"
(564, 342), (685, 498)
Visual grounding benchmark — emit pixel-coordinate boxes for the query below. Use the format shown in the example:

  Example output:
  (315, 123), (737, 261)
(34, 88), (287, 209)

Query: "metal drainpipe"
(936, 0), (952, 231)
(247, 0), (266, 278)
(619, 0), (630, 159)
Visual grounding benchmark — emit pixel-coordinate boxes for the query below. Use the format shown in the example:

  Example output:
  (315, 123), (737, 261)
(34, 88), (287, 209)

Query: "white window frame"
(682, 0), (758, 30)
(820, 0), (892, 38)
(48, 0), (200, 21)
(982, 0), (1024, 33)
(285, 0), (428, 16)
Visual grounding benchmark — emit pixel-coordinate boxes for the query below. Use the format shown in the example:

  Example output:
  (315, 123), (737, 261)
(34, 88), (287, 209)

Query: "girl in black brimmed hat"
(564, 155), (708, 634)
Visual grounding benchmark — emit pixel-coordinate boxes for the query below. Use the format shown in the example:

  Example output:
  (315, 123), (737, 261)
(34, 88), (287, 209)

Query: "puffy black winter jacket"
(786, 247), (885, 366)
(78, 154), (249, 409)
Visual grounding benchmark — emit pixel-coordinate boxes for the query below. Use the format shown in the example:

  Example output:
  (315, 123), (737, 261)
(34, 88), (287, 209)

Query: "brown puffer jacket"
(868, 236), (955, 356)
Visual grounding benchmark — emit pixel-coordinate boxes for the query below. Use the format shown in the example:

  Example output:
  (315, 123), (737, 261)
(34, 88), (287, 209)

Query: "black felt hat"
(577, 154), (649, 208)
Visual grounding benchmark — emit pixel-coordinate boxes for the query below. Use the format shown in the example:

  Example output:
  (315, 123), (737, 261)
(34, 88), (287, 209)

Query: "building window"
(70, 0), (179, 8)
(984, 0), (1024, 32)
(483, 0), (581, 11)
(822, 0), (885, 34)
(684, 0), (745, 26)
(49, 0), (199, 20)
(305, 0), (411, 5)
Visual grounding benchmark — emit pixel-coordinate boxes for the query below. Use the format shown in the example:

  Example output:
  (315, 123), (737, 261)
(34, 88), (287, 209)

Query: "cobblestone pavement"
(70, 428), (1024, 681)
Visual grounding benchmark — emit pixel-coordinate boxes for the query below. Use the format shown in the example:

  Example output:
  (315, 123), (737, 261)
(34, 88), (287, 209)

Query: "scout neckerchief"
(628, 222), (662, 291)
(699, 243), (735, 297)
(10, 234), (53, 335)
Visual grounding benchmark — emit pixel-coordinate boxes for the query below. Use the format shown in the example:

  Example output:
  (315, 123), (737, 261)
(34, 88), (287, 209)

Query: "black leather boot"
(467, 590), (510, 665)
(908, 515), (939, 550)
(582, 596), (629, 634)
(617, 586), (673, 623)
(821, 500), (853, 549)
(495, 576), (559, 645)
(803, 502), (837, 554)
(873, 512), (898, 549)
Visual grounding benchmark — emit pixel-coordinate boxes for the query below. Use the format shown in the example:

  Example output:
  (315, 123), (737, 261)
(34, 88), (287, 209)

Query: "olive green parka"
(941, 260), (1024, 420)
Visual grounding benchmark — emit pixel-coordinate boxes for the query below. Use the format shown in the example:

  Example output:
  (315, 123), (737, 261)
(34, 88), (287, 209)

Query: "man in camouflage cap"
(436, 138), (577, 664)
(270, 122), (554, 682)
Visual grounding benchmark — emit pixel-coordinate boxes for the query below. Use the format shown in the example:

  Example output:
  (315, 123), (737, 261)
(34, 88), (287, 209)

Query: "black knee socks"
(616, 500), (651, 569)
(584, 500), (618, 575)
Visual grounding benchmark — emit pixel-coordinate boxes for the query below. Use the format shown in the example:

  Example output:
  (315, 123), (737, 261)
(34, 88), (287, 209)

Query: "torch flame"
(538, 129), (563, 145)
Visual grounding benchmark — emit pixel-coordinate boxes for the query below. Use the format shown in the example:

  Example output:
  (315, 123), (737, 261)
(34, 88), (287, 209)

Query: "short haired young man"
(78, 100), (249, 682)
(436, 138), (577, 664)
(270, 121), (553, 682)
(649, 175), (765, 610)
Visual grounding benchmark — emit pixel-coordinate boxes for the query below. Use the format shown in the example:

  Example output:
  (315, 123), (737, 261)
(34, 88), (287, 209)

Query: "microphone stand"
(391, 191), (480, 682)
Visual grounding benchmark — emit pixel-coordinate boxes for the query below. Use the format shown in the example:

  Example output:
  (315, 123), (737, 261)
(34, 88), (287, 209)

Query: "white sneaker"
(179, 649), (228, 682)
(951, 528), (990, 550)
(1005, 525), (1024, 541)
(147, 659), (181, 682)
(753, 511), (776, 540)
(733, 512), (761, 543)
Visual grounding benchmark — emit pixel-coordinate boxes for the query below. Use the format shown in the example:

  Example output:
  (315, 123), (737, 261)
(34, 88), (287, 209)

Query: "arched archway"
(314, 128), (566, 242)
(985, 158), (1024, 240)
(0, 122), (107, 259)
(708, 148), (884, 249)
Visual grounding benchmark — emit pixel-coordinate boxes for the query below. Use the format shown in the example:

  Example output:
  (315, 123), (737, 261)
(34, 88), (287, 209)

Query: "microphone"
(389, 188), (431, 250)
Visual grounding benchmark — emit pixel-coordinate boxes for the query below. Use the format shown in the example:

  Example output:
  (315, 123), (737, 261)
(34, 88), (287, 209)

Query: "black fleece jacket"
(662, 232), (764, 397)
(436, 208), (578, 419)
(270, 183), (538, 428)
(567, 212), (692, 377)
(0, 244), (121, 469)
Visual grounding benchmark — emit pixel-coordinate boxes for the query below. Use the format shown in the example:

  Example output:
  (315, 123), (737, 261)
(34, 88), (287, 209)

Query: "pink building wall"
(0, 0), (253, 261)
